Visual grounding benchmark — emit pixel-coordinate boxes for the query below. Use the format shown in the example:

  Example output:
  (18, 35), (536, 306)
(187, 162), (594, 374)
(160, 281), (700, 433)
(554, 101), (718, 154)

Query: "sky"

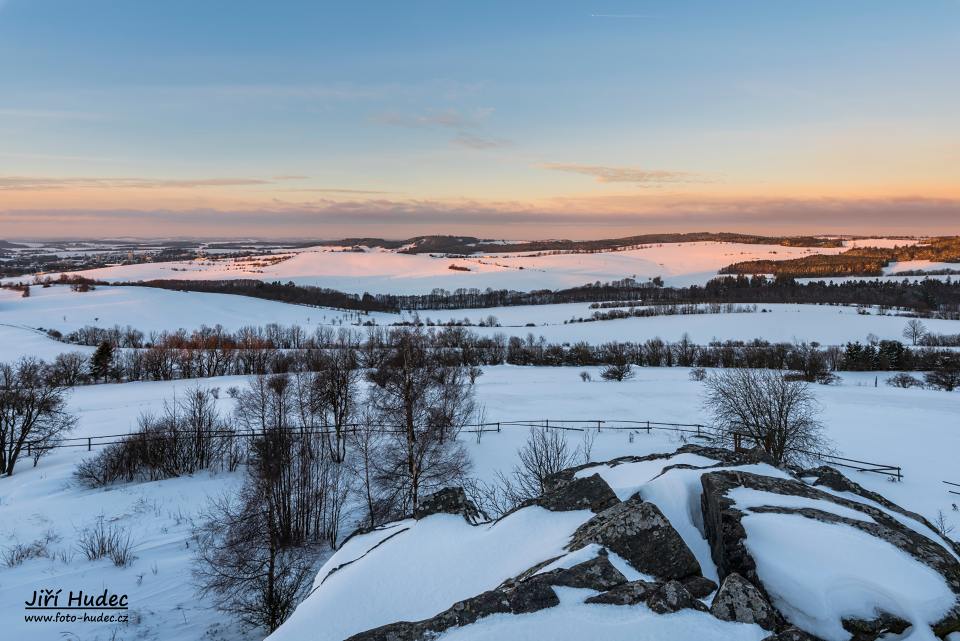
(1, 0), (958, 240)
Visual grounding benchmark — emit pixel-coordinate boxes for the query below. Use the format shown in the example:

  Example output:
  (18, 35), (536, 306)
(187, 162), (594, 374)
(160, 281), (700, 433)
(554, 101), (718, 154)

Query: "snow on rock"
(266, 507), (594, 641)
(700, 469), (960, 641)
(743, 514), (954, 641)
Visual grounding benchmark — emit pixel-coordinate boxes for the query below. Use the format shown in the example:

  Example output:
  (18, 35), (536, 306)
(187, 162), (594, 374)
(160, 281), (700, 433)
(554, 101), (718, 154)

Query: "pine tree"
(90, 341), (114, 382)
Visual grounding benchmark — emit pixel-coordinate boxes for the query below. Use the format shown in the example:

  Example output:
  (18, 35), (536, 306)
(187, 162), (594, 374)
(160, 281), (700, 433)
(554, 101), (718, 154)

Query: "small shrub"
(3, 533), (58, 567)
(579, 371), (592, 382)
(77, 516), (137, 567)
(886, 373), (923, 389)
(689, 367), (707, 382)
(600, 362), (634, 381)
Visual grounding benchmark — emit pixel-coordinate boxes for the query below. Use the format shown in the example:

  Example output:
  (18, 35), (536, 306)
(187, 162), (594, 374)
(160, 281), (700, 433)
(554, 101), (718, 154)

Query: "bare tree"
(314, 338), (359, 462)
(903, 319), (928, 346)
(366, 328), (475, 513)
(497, 426), (581, 507)
(0, 358), (76, 476)
(703, 368), (827, 465)
(194, 486), (316, 632)
(347, 408), (389, 529)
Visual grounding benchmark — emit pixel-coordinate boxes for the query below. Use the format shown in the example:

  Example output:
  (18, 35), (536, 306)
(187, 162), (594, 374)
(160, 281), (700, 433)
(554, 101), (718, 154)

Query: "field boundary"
(25, 417), (904, 481)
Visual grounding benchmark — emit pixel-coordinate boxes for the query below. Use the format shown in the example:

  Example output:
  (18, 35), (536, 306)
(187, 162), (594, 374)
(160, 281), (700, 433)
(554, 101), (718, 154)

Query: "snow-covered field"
(1, 366), (957, 641)
(3, 285), (958, 365)
(4, 241), (852, 292)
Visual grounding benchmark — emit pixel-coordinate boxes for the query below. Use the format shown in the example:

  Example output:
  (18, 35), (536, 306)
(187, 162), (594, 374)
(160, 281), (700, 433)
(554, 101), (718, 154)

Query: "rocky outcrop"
(332, 448), (960, 641)
(701, 469), (960, 639)
(710, 573), (781, 630)
(567, 495), (702, 580)
(413, 487), (485, 523)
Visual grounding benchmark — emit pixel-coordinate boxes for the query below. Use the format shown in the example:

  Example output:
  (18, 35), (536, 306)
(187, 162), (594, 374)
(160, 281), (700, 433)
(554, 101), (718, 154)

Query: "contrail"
(590, 13), (646, 18)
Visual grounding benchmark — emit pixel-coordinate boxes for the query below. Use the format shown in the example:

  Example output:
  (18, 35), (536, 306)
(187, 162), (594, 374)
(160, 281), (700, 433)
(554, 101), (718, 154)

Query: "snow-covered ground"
(3, 285), (958, 365)
(4, 241), (853, 293)
(1, 366), (957, 641)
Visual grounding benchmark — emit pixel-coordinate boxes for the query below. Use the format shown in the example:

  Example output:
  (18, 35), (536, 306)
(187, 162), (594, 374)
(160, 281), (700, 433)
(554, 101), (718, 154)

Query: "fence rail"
(945, 481), (960, 496)
(24, 417), (902, 480)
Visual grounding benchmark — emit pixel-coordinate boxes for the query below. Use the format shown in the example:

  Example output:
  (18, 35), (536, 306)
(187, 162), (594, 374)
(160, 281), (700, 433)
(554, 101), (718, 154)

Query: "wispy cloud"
(372, 107), (494, 130)
(283, 188), (394, 195)
(540, 163), (707, 187)
(0, 176), (275, 191)
(452, 133), (512, 150)
(3, 196), (958, 239)
(373, 107), (510, 151)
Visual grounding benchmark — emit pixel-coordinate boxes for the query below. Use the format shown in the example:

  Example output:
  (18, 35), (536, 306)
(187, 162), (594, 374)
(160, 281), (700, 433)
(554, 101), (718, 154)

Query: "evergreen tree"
(90, 341), (114, 382)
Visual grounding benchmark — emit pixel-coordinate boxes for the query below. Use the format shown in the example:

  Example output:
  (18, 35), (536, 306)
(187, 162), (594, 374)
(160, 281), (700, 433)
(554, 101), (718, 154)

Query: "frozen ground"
(0, 366), (957, 641)
(3, 285), (957, 365)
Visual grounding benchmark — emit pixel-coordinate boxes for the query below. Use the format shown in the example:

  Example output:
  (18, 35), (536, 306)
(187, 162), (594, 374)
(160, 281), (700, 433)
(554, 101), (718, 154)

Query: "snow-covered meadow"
(2, 241), (856, 292)
(0, 366), (958, 641)
(3, 284), (958, 364)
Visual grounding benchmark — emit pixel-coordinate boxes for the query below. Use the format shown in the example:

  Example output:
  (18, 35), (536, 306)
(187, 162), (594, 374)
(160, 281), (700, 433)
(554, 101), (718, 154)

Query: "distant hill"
(0, 240), (28, 249)
(318, 232), (846, 255)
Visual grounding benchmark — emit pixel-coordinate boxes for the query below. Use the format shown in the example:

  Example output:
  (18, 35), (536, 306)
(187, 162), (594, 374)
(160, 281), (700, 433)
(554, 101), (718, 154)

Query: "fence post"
(646, 420), (650, 435)
(87, 437), (92, 452)
(597, 420), (601, 433)
(497, 422), (500, 433)
(545, 419), (550, 431)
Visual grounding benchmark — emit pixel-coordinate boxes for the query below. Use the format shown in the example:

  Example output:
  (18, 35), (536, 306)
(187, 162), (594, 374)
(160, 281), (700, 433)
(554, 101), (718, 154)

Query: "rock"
(710, 573), (780, 630)
(761, 627), (825, 641)
(532, 552), (627, 591)
(585, 579), (707, 614)
(676, 443), (776, 466)
(841, 613), (910, 641)
(568, 495), (702, 580)
(535, 473), (620, 513)
(682, 575), (718, 599)
(584, 579), (658, 605)
(645, 580), (708, 614)
(346, 580), (558, 641)
(413, 487), (485, 523)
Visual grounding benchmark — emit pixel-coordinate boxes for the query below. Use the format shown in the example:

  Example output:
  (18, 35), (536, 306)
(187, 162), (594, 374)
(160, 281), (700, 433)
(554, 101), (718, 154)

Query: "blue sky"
(1, 0), (958, 238)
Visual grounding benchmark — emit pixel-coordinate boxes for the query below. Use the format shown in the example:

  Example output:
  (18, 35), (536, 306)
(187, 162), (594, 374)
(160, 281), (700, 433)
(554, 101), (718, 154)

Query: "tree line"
(31, 321), (960, 391)
(125, 274), (960, 317)
(720, 237), (960, 278)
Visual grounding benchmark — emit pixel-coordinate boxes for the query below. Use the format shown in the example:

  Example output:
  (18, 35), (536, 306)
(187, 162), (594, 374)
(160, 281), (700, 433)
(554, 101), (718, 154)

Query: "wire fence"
(945, 481), (960, 497)
(23, 417), (903, 481)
